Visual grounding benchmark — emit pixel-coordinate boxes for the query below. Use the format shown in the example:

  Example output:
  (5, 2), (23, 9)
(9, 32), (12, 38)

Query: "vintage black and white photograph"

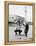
(8, 5), (32, 41)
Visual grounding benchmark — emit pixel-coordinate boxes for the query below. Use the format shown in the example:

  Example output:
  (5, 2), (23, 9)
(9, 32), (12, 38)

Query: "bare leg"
(19, 32), (21, 35)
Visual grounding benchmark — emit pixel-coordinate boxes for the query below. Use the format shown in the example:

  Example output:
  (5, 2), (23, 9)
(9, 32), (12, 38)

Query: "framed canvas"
(4, 1), (35, 45)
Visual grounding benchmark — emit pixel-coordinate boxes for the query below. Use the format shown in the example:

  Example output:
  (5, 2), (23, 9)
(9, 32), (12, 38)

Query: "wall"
(35, 3), (36, 42)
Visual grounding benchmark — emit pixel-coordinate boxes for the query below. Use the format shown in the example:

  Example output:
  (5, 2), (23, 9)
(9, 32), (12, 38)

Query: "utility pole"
(25, 6), (27, 21)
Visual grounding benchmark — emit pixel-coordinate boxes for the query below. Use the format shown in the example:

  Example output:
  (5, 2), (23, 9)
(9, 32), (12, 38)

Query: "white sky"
(9, 5), (32, 22)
